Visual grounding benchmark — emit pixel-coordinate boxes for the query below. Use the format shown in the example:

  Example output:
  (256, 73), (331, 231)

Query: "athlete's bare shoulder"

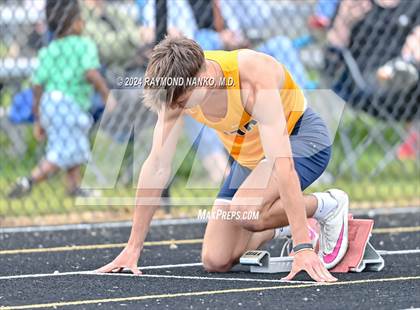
(237, 49), (285, 89)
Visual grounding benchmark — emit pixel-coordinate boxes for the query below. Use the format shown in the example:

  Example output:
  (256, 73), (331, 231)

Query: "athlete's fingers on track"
(305, 265), (325, 282)
(283, 262), (324, 282)
(312, 264), (330, 282)
(129, 266), (142, 275)
(317, 262), (337, 282)
(95, 262), (119, 273)
(282, 267), (298, 281)
(95, 263), (141, 275)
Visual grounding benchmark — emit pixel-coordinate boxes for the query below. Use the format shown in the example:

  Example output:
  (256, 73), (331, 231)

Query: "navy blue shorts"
(217, 107), (332, 199)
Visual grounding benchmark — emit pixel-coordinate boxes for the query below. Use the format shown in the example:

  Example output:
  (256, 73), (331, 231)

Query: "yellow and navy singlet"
(186, 50), (306, 169)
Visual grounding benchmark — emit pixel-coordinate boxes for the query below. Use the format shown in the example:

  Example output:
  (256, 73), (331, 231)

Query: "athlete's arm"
(239, 50), (335, 282)
(240, 51), (311, 246)
(129, 106), (183, 245)
(97, 107), (184, 274)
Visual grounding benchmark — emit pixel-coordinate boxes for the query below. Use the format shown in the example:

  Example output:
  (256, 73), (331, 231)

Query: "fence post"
(155, 0), (167, 44)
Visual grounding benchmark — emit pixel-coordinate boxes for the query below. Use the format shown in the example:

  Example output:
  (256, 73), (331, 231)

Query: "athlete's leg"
(244, 195), (319, 250)
(201, 199), (251, 272)
(230, 164), (319, 232)
(202, 108), (333, 272)
(201, 160), (318, 272)
(232, 108), (342, 265)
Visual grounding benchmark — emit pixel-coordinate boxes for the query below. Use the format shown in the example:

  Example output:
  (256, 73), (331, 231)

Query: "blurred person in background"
(186, 0), (249, 51)
(7, 0), (114, 199)
(376, 25), (419, 160)
(82, 0), (151, 70)
(146, 0), (315, 89)
(80, 0), (151, 125)
(142, 0), (313, 89)
(308, 0), (341, 30)
(142, 0), (246, 49)
(324, 0), (419, 159)
(216, 0), (317, 89)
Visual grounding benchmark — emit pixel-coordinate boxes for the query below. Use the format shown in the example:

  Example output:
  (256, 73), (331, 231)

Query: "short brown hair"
(143, 37), (205, 112)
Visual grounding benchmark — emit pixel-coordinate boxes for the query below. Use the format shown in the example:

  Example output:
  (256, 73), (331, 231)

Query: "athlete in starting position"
(97, 37), (349, 282)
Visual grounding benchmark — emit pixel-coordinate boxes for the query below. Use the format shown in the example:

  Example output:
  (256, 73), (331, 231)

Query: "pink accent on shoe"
(323, 222), (344, 264)
(308, 225), (319, 251)
(308, 226), (317, 240)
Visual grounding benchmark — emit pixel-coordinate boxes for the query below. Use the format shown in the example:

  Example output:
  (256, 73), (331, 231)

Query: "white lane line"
(0, 262), (203, 280)
(2, 206), (420, 234)
(141, 262), (203, 270)
(378, 249), (420, 255)
(1, 248), (419, 281)
(0, 271), (94, 280)
(0, 266), (313, 285)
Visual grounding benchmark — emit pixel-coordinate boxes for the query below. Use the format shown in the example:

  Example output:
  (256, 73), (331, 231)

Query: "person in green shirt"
(8, 0), (114, 199)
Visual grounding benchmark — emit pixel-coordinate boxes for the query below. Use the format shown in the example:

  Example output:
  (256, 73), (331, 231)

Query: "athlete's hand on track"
(282, 250), (337, 282)
(95, 245), (142, 275)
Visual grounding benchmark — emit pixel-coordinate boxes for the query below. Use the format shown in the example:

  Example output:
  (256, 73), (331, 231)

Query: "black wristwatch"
(292, 243), (314, 254)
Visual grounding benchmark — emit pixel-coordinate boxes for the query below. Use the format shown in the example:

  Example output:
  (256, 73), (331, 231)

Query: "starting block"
(240, 250), (293, 273)
(240, 215), (385, 273)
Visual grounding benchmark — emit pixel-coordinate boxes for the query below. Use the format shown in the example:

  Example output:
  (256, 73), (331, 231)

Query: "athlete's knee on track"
(201, 251), (233, 273)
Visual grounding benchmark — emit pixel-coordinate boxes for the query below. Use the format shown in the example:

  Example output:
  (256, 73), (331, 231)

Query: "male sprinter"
(97, 37), (349, 282)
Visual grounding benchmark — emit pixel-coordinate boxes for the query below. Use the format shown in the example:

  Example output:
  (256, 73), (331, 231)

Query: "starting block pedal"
(240, 216), (385, 274)
(330, 217), (385, 273)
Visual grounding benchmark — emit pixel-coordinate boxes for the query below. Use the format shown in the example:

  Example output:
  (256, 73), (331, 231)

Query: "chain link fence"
(0, 0), (419, 226)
